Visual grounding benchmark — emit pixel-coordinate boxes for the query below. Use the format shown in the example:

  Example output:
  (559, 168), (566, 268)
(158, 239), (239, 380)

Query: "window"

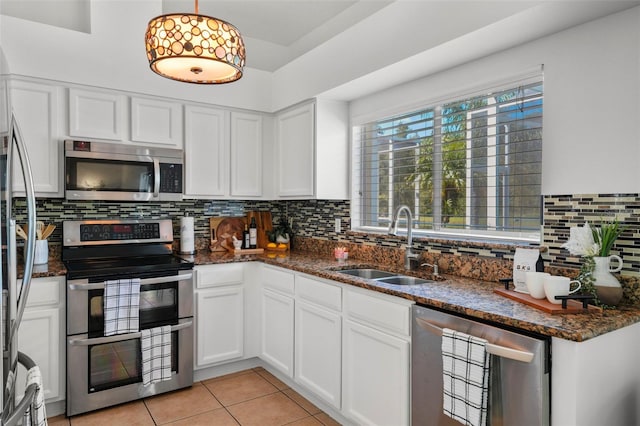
(352, 80), (543, 241)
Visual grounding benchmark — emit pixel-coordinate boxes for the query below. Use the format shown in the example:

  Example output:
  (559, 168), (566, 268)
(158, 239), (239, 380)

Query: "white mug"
(525, 271), (550, 299)
(544, 276), (581, 304)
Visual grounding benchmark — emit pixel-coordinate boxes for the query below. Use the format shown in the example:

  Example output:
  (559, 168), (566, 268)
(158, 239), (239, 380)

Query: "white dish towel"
(103, 278), (140, 336)
(141, 325), (172, 386)
(442, 328), (491, 426)
(24, 366), (48, 426)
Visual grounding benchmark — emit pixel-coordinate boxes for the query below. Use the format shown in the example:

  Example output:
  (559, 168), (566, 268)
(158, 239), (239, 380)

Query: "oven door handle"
(68, 321), (193, 346)
(68, 273), (193, 291)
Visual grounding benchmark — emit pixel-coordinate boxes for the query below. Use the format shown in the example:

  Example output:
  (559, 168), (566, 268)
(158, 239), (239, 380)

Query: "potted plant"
(268, 216), (294, 246)
(562, 219), (624, 306)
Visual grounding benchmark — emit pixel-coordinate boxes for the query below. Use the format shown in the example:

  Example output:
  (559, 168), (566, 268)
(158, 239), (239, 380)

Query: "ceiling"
(162, 0), (393, 71)
(1, 0), (639, 108)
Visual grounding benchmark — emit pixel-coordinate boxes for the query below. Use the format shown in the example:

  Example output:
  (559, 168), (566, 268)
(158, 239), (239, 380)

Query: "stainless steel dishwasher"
(412, 305), (550, 425)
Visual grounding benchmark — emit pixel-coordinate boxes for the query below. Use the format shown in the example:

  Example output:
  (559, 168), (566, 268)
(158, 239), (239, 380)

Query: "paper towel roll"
(180, 216), (195, 254)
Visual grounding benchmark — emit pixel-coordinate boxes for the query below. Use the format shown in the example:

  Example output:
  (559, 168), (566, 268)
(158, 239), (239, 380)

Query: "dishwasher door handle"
(415, 317), (534, 363)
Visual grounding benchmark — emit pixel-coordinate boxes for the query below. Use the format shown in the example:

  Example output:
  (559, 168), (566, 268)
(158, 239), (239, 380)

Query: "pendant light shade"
(145, 1), (245, 84)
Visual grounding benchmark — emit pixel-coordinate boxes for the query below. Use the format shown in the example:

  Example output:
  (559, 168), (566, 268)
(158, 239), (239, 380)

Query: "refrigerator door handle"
(8, 112), (37, 343)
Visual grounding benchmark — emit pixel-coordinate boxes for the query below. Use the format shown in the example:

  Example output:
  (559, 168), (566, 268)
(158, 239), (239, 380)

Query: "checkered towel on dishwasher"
(103, 278), (140, 336)
(24, 366), (48, 426)
(442, 328), (491, 426)
(141, 325), (172, 386)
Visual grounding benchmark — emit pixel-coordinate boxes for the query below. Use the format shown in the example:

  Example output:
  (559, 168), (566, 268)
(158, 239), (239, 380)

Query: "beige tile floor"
(48, 367), (342, 426)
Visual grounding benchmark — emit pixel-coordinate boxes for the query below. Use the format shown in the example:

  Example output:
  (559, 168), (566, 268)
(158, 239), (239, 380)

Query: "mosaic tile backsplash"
(15, 193), (640, 279)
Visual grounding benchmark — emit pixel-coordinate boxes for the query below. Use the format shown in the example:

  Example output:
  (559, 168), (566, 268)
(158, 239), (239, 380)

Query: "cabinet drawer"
(296, 274), (341, 312)
(23, 277), (62, 308)
(345, 289), (412, 337)
(262, 265), (295, 295)
(196, 264), (244, 289)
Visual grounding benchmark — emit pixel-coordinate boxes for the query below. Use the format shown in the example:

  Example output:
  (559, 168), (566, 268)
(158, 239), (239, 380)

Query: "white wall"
(552, 322), (640, 426)
(349, 7), (640, 195)
(0, 0), (273, 112)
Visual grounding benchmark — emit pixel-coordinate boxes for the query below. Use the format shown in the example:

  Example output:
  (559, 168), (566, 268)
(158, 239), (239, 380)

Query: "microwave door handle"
(67, 273), (194, 291)
(68, 321), (193, 346)
(153, 158), (160, 198)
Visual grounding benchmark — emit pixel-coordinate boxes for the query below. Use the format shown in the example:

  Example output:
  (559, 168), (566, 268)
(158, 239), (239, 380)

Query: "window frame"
(350, 75), (543, 244)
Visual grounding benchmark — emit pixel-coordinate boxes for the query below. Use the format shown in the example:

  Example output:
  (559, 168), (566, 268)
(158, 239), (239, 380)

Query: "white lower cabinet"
(342, 320), (410, 426)
(16, 276), (65, 403)
(257, 265), (412, 425)
(260, 265), (295, 377)
(342, 288), (412, 426)
(260, 288), (295, 377)
(295, 300), (341, 409)
(194, 264), (244, 369)
(195, 286), (244, 367)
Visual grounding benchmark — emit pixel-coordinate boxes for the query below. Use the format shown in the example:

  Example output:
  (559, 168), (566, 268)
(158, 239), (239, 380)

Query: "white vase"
(593, 255), (623, 305)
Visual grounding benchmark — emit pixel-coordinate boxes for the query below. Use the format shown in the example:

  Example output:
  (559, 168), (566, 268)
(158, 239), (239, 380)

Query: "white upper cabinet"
(275, 102), (315, 198)
(184, 106), (264, 199)
(130, 96), (183, 148)
(8, 79), (63, 196)
(68, 88), (125, 140)
(184, 105), (228, 198)
(230, 111), (263, 198)
(274, 99), (348, 199)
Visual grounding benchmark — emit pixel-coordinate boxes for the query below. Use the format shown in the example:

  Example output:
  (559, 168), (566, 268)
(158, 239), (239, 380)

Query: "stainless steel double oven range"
(62, 219), (194, 417)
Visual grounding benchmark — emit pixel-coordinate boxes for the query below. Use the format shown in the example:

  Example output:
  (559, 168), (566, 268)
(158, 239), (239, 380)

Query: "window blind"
(352, 80), (543, 241)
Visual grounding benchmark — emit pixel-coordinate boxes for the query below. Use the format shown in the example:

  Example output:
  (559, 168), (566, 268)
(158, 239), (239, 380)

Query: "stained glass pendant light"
(145, 0), (245, 84)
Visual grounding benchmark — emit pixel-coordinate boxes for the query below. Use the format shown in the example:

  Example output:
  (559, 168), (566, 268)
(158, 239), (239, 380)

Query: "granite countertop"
(35, 250), (640, 342)
(189, 250), (640, 342)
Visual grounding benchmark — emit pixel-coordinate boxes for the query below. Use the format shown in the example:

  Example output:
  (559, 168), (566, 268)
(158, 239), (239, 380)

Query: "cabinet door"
(184, 105), (228, 197)
(69, 88), (124, 140)
(131, 97), (182, 148)
(343, 320), (410, 426)
(295, 301), (341, 409)
(260, 288), (294, 377)
(17, 307), (61, 402)
(9, 80), (62, 195)
(230, 111), (262, 197)
(275, 103), (315, 197)
(195, 286), (244, 367)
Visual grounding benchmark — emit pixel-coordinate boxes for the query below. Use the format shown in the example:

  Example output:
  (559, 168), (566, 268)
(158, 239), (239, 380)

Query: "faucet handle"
(421, 262), (439, 276)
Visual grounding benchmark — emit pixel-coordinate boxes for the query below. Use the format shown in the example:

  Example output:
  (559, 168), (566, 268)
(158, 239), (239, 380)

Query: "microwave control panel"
(159, 163), (183, 193)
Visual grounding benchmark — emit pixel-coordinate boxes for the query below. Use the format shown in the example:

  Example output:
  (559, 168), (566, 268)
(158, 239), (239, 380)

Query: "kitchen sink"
(337, 269), (397, 279)
(336, 268), (435, 285)
(376, 276), (433, 286)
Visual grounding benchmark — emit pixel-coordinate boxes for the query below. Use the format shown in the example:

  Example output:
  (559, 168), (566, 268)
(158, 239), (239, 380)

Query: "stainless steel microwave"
(64, 140), (183, 202)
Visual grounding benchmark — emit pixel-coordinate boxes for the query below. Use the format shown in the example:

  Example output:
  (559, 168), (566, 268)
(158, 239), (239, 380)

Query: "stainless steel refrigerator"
(1, 99), (41, 423)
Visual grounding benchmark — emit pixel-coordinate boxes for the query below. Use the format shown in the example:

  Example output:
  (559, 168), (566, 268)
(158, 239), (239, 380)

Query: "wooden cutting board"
(209, 217), (246, 252)
(494, 288), (601, 314)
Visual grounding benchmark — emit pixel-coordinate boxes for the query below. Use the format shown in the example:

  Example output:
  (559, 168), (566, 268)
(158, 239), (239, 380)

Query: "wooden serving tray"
(233, 248), (265, 255)
(494, 288), (601, 314)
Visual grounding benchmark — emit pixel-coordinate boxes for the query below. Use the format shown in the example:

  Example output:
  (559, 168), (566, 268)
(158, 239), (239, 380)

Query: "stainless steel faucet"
(388, 205), (420, 270)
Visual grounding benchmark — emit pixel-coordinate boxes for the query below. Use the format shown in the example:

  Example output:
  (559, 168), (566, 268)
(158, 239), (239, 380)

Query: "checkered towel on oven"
(442, 328), (491, 426)
(141, 325), (172, 386)
(23, 366), (48, 426)
(103, 278), (140, 336)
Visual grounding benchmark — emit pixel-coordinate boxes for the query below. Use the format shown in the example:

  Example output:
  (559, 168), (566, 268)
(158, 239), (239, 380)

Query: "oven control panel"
(79, 223), (160, 241)
(63, 219), (174, 246)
